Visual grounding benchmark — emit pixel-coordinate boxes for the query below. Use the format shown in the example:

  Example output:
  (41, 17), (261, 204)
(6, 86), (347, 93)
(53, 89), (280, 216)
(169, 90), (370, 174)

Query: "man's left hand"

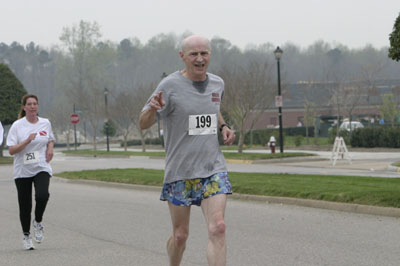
(222, 127), (235, 146)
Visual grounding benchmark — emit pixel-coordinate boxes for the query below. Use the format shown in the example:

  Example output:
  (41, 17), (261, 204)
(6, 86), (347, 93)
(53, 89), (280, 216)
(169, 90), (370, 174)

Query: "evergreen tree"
(0, 63), (27, 125)
(102, 120), (117, 137)
(389, 13), (400, 61)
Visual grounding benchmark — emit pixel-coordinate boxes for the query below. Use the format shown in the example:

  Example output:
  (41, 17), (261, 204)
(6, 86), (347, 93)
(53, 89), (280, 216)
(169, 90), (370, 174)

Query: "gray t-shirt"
(142, 71), (228, 184)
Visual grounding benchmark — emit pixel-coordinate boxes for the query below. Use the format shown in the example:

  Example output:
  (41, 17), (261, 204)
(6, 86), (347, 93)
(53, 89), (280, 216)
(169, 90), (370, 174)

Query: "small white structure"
(331, 137), (351, 166)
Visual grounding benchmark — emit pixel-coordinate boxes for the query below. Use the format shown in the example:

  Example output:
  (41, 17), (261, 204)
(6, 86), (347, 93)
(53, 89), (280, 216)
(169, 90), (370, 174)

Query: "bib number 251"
(24, 151), (40, 164)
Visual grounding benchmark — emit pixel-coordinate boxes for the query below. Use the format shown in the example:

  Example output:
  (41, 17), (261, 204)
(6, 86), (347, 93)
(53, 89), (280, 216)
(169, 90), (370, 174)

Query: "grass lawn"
(392, 161), (400, 167)
(0, 156), (13, 164)
(57, 168), (400, 208)
(63, 150), (166, 157)
(62, 149), (315, 160)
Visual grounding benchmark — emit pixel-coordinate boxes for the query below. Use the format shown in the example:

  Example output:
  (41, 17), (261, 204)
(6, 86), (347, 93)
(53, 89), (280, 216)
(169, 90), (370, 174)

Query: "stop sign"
(70, 113), (80, 124)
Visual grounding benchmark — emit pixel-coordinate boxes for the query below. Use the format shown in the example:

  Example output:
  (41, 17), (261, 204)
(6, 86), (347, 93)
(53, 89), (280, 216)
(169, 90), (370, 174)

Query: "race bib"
(188, 114), (217, 135)
(24, 151), (40, 165)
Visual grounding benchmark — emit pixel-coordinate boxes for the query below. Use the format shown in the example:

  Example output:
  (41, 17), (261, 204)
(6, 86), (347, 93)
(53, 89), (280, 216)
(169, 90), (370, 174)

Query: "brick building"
(245, 79), (400, 137)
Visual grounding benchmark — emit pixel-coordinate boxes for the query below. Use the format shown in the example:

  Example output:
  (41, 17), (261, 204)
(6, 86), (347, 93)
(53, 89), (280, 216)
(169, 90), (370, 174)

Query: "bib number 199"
(189, 114), (217, 135)
(195, 115), (212, 128)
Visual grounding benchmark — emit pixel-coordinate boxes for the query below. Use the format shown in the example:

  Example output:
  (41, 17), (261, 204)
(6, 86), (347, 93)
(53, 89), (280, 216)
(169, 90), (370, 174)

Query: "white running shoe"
(32, 220), (44, 243)
(23, 234), (35, 250)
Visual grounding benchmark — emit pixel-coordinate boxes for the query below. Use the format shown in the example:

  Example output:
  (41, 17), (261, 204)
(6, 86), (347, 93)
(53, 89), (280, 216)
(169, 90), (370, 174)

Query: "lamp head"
(274, 46), (283, 60)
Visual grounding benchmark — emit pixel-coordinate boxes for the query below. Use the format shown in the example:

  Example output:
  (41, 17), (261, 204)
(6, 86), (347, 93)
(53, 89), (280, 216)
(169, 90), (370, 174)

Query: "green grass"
(63, 149), (314, 160)
(219, 137), (330, 149)
(223, 152), (313, 160)
(0, 156), (13, 164)
(57, 168), (400, 208)
(286, 136), (330, 146)
(392, 161), (400, 167)
(63, 150), (166, 157)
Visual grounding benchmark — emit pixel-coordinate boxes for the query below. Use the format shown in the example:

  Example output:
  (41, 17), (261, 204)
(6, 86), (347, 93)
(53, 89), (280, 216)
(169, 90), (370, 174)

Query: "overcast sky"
(1, 0), (399, 50)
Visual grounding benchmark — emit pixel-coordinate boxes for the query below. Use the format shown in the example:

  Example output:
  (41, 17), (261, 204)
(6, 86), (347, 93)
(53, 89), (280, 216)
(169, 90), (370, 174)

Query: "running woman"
(139, 35), (235, 266)
(7, 94), (55, 250)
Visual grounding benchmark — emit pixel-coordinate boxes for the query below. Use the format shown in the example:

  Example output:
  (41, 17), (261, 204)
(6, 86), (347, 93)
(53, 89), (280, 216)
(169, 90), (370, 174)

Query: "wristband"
(219, 124), (231, 132)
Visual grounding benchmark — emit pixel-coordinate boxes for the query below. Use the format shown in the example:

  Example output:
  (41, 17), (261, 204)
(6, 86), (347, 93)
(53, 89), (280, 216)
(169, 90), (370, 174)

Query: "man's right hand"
(149, 91), (165, 111)
(139, 91), (165, 130)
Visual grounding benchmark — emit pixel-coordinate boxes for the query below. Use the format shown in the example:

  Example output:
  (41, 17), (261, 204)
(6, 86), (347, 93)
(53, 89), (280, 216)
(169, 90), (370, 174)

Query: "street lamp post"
(274, 46), (284, 153)
(104, 87), (110, 152)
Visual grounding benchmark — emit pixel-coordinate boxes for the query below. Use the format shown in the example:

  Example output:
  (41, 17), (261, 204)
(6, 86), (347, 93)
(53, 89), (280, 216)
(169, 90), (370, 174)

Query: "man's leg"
(201, 194), (227, 266)
(167, 202), (191, 266)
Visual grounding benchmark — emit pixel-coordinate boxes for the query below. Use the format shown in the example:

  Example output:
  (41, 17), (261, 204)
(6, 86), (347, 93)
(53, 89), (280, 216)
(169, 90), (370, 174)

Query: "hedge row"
(350, 127), (400, 148)
(328, 127), (400, 148)
(242, 127), (314, 146)
(120, 138), (163, 147)
(124, 127), (315, 147)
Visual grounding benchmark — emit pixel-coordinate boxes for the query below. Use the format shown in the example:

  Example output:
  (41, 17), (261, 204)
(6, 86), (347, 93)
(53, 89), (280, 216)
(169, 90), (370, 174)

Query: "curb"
(53, 177), (400, 218)
(232, 193), (400, 218)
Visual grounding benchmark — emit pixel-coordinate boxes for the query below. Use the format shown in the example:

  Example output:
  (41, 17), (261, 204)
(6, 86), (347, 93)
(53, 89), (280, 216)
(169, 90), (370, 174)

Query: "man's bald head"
(181, 35), (211, 54)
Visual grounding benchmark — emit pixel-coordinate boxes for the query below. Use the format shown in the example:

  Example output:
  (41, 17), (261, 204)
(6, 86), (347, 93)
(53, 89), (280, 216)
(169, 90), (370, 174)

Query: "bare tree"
(360, 61), (386, 104)
(110, 83), (156, 152)
(47, 97), (73, 150)
(219, 60), (274, 153)
(58, 21), (116, 150)
(110, 89), (146, 151)
(303, 100), (316, 144)
(131, 84), (156, 152)
(379, 93), (398, 127)
(342, 84), (363, 130)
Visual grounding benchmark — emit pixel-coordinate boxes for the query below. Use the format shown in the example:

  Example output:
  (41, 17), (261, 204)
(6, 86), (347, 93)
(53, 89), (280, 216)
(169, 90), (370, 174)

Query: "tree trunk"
(123, 134), (128, 152)
(92, 134), (97, 151)
(140, 130), (146, 152)
(237, 126), (245, 153)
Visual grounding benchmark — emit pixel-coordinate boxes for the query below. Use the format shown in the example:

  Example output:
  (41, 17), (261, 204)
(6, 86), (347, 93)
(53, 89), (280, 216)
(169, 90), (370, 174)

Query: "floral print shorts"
(160, 172), (232, 206)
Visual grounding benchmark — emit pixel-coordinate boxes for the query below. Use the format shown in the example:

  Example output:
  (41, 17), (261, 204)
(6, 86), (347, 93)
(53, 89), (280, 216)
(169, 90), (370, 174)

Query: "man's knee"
(209, 219), (226, 238)
(173, 228), (189, 247)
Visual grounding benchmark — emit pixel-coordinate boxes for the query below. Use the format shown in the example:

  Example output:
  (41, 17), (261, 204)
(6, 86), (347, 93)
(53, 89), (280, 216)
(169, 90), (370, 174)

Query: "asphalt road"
(1, 150), (400, 265)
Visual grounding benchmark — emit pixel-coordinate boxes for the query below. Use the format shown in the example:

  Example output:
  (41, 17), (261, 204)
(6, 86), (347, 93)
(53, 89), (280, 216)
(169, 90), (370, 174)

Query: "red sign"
(70, 113), (80, 124)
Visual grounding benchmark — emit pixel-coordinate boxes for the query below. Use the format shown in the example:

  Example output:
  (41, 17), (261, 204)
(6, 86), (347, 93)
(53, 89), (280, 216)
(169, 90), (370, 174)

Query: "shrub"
(294, 135), (303, 147)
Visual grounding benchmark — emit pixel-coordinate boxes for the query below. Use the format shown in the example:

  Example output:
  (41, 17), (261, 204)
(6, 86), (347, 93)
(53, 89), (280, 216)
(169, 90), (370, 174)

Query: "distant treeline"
(1, 21), (399, 143)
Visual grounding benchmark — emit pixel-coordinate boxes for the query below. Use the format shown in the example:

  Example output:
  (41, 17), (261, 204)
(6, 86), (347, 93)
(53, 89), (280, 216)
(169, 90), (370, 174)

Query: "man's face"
(180, 39), (210, 81)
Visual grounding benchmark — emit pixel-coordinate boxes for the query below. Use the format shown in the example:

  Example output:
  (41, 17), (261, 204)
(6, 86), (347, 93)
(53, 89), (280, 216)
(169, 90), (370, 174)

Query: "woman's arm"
(46, 140), (54, 163)
(8, 133), (37, 155)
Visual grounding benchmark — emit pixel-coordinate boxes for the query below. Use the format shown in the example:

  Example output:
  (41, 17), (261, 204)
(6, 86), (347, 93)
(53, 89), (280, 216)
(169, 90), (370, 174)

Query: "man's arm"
(218, 112), (235, 146)
(139, 108), (157, 130)
(139, 91), (165, 130)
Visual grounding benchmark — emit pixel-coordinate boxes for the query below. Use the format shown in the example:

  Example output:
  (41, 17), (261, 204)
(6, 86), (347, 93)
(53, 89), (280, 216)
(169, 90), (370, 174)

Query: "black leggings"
(14, 172), (50, 234)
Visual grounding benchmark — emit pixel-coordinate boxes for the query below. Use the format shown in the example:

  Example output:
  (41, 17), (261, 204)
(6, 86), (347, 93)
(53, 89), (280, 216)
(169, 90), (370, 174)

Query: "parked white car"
(339, 121), (364, 131)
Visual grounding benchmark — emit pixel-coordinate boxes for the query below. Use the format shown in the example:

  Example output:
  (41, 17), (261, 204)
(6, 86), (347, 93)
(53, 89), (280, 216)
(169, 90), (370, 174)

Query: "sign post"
(70, 112), (80, 150)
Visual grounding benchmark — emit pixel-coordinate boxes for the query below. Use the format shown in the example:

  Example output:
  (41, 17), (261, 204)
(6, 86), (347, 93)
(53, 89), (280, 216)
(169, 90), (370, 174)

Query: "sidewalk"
(225, 148), (400, 173)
